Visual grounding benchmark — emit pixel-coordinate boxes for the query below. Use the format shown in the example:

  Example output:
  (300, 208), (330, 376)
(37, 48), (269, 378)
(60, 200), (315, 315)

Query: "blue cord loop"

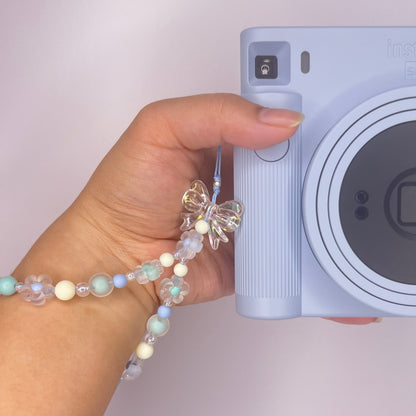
(212, 146), (222, 204)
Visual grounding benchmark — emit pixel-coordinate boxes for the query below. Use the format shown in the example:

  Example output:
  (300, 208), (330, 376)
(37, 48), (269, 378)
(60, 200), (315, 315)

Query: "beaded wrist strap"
(0, 146), (244, 383)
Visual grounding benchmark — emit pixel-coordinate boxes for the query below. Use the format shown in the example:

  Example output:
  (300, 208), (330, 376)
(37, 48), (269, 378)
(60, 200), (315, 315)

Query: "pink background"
(1, 1), (416, 415)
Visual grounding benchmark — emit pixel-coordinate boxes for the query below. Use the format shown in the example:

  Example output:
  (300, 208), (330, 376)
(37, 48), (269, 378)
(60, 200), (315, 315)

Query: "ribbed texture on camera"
(234, 134), (302, 300)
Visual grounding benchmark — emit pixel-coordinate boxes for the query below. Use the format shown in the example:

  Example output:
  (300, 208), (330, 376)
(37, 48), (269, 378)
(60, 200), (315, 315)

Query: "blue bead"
(113, 273), (128, 288)
(0, 275), (17, 296)
(158, 305), (172, 319)
(31, 282), (43, 292)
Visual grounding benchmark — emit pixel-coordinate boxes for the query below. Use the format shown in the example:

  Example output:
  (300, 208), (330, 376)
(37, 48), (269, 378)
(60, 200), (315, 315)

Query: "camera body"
(234, 27), (416, 319)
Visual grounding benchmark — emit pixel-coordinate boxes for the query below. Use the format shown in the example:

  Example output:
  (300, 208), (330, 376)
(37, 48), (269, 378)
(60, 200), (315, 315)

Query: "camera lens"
(355, 206), (369, 220)
(255, 55), (278, 79)
(354, 190), (369, 204)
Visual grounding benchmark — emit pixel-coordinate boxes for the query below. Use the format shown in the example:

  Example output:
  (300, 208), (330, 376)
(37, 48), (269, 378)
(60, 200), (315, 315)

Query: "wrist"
(12, 201), (159, 316)
(1, 202), (163, 414)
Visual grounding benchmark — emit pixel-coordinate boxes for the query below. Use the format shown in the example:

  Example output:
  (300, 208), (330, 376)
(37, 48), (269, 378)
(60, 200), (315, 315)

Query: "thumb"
(129, 93), (304, 151)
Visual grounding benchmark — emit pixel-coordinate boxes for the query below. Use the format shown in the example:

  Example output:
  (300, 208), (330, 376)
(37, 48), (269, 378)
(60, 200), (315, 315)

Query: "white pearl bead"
(136, 342), (154, 360)
(159, 252), (174, 267)
(195, 219), (209, 234)
(174, 263), (188, 277)
(55, 280), (76, 301)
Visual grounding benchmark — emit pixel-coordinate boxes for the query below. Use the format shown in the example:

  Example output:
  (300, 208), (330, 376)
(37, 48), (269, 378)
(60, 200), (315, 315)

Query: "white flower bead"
(136, 342), (154, 360)
(160, 252), (174, 267)
(195, 219), (209, 234)
(174, 263), (188, 277)
(55, 280), (76, 301)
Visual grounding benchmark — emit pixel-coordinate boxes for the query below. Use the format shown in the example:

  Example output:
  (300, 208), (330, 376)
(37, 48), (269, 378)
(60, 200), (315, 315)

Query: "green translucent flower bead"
(0, 275), (18, 296)
(142, 263), (161, 281)
(88, 273), (114, 297)
(170, 286), (181, 297)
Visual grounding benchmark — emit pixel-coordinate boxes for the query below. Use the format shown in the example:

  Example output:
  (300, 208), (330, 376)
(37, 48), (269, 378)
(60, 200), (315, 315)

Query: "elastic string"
(212, 146), (222, 204)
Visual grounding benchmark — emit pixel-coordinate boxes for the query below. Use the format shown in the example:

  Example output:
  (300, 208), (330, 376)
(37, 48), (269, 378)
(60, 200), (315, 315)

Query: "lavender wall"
(1, 1), (416, 415)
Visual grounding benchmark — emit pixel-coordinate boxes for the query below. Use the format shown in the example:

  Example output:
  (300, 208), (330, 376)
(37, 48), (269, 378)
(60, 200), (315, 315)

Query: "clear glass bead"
(172, 276), (184, 287)
(160, 276), (190, 305)
(126, 272), (135, 281)
(160, 278), (172, 302)
(174, 246), (196, 261)
(88, 273), (114, 297)
(76, 283), (90, 297)
(164, 297), (174, 307)
(141, 260), (163, 281)
(134, 260), (164, 284)
(184, 230), (204, 252)
(31, 291), (47, 306)
(133, 266), (149, 284)
(25, 275), (38, 285)
(17, 286), (33, 301)
(16, 275), (55, 305)
(175, 230), (204, 262)
(144, 333), (156, 345)
(121, 352), (143, 381)
(147, 314), (170, 337)
(31, 282), (43, 292)
(42, 285), (55, 298)
(38, 274), (53, 285)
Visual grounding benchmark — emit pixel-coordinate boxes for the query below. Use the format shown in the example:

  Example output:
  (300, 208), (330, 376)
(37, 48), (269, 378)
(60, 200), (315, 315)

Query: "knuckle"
(136, 100), (165, 125)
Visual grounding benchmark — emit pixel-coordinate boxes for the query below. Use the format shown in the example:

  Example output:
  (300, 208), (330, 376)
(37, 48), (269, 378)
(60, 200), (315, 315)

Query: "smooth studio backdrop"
(1, 1), (416, 415)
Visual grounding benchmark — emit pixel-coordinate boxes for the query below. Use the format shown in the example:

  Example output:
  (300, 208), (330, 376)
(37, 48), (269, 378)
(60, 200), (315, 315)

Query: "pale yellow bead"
(55, 280), (76, 301)
(195, 219), (209, 234)
(174, 263), (188, 277)
(136, 342), (154, 360)
(160, 252), (174, 267)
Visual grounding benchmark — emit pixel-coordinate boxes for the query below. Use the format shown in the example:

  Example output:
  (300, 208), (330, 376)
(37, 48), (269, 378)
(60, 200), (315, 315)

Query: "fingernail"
(258, 108), (305, 128)
(373, 317), (383, 323)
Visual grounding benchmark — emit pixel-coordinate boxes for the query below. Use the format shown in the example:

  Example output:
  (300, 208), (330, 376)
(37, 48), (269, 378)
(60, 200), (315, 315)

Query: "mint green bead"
(170, 286), (181, 296)
(0, 276), (17, 296)
(142, 264), (160, 281)
(89, 274), (114, 297)
(147, 314), (170, 337)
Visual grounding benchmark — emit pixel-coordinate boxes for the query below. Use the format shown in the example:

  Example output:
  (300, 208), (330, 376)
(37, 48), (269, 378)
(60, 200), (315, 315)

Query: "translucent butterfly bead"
(121, 351), (143, 381)
(181, 180), (244, 250)
(160, 275), (190, 304)
(16, 274), (55, 306)
(175, 230), (204, 261)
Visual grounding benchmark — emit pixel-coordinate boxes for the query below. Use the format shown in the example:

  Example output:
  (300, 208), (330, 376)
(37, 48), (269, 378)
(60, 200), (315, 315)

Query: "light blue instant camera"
(234, 27), (416, 319)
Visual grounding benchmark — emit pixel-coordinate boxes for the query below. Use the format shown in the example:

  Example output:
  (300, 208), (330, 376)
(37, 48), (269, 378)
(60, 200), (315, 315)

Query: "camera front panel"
(237, 27), (416, 319)
(303, 87), (416, 315)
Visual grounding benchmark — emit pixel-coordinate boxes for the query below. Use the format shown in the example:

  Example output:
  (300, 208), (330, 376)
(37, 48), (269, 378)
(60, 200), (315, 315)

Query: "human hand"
(58, 93), (377, 324)
(14, 93), (378, 324)
(4, 93), (377, 416)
